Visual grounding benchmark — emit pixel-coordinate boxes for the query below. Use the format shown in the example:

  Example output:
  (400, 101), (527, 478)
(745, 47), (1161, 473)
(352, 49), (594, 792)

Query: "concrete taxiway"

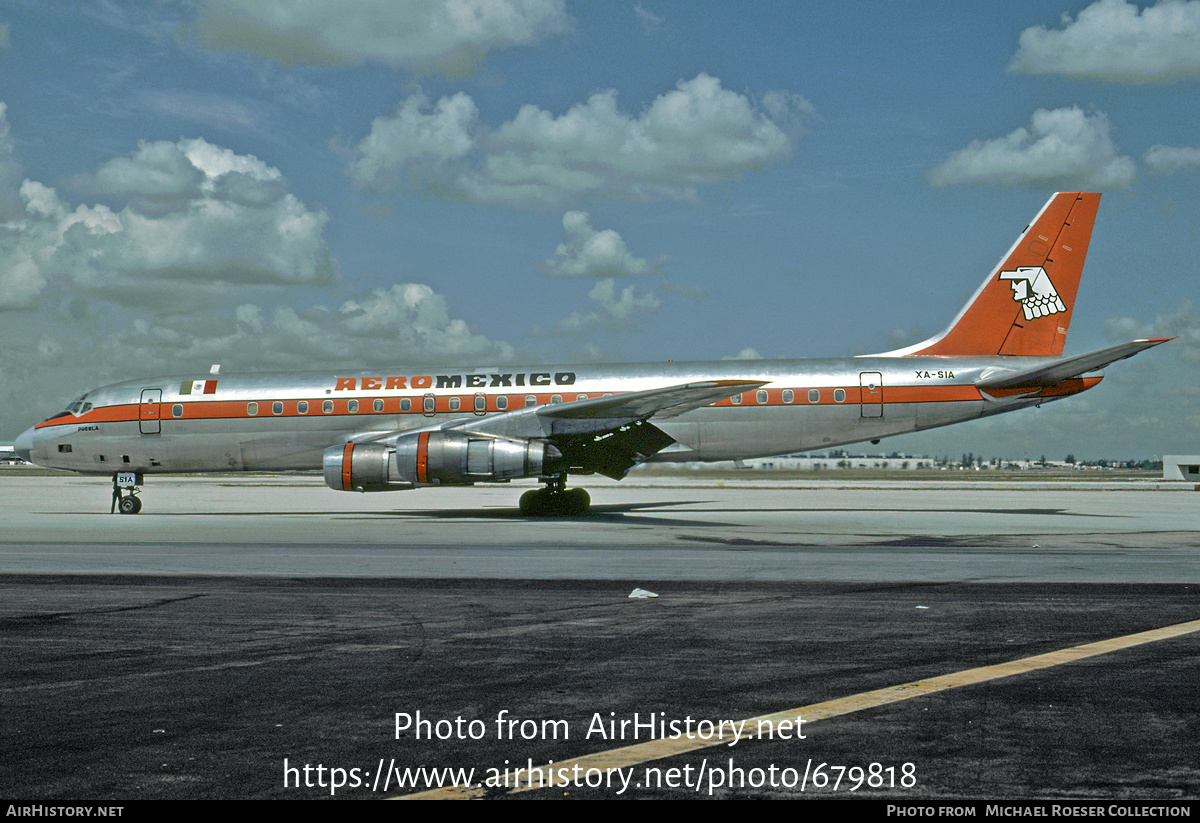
(1, 472), (1198, 580)
(1, 472), (1198, 800)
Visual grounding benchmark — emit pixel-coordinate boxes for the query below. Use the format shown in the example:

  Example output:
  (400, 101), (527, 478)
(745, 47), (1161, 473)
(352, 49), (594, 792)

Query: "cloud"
(928, 107), (1135, 189)
(634, 3), (665, 36)
(107, 284), (512, 368)
(338, 283), (514, 359)
(347, 92), (479, 192)
(532, 278), (660, 336)
(0, 134), (332, 309)
(195, 0), (567, 74)
(542, 211), (656, 278)
(1144, 144), (1200, 173)
(1010, 0), (1200, 83)
(348, 74), (807, 207)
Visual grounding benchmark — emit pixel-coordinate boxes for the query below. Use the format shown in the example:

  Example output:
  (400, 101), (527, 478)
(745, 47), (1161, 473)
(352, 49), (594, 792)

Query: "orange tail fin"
(890, 192), (1100, 357)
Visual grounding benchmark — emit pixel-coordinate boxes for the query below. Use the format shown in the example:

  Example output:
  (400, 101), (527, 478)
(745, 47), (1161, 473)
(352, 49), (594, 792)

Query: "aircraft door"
(860, 372), (882, 418)
(139, 389), (162, 434)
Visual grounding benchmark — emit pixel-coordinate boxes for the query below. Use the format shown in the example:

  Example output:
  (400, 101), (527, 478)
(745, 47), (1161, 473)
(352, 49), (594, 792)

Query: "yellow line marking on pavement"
(396, 617), (1200, 799)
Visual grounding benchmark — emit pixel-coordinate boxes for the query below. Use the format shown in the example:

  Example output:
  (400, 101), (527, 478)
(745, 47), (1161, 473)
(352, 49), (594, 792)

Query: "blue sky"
(2, 0), (1198, 461)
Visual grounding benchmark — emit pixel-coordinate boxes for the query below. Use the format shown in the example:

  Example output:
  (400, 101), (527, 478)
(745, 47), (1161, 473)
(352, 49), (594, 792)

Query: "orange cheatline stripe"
(395, 616), (1200, 800)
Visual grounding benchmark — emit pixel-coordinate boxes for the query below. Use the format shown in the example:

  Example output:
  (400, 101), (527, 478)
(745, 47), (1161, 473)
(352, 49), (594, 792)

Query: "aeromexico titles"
(14, 192), (1169, 515)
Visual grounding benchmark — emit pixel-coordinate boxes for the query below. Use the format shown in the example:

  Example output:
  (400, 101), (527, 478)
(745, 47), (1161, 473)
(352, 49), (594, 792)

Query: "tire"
(562, 488), (591, 515)
(118, 496), (139, 515)
(519, 489), (544, 516)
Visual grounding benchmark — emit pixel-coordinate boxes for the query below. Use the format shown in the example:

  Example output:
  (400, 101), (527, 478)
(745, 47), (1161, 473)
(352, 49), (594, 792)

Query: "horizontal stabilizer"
(975, 339), (1172, 390)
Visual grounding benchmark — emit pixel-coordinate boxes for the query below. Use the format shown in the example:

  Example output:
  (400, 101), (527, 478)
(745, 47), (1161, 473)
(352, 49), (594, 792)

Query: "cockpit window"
(64, 398), (93, 416)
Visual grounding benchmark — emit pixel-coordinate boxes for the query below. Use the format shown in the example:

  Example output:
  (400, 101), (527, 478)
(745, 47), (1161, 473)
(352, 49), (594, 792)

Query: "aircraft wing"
(350, 379), (764, 480)
(419, 378), (764, 437)
(529, 379), (766, 423)
(975, 338), (1172, 390)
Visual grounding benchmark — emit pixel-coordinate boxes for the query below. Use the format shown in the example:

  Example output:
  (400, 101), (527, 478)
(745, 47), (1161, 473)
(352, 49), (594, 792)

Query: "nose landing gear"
(111, 472), (143, 514)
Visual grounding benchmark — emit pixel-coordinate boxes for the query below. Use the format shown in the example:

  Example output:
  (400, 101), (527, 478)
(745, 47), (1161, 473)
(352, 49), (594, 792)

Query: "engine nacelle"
(323, 432), (554, 492)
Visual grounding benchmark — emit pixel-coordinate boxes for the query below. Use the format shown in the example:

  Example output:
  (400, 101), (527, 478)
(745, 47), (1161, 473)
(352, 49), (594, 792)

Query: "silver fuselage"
(17, 355), (1095, 477)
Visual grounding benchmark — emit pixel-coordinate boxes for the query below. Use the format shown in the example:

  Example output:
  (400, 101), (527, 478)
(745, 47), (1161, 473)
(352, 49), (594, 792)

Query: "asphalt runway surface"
(1, 472), (1198, 800)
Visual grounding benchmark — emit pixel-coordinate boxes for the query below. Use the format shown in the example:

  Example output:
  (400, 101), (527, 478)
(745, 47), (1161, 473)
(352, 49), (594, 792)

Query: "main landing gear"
(518, 473), (591, 516)
(111, 472), (143, 515)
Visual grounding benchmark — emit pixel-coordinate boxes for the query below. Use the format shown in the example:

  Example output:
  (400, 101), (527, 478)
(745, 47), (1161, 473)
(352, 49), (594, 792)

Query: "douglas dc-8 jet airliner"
(15, 192), (1169, 515)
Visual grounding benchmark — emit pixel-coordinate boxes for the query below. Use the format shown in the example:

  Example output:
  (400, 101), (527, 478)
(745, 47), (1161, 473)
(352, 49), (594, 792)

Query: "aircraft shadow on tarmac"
(91, 502), (1129, 522)
(338, 502), (1130, 522)
(352, 500), (737, 526)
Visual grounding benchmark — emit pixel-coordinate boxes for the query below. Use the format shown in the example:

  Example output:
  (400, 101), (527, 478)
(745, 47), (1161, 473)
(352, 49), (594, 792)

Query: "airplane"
(13, 191), (1169, 516)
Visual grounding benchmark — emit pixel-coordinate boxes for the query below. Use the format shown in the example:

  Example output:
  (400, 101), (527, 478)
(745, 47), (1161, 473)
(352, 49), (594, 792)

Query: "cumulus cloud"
(928, 107), (1135, 189)
(542, 211), (656, 278)
(0, 135), (332, 309)
(348, 92), (479, 192)
(1010, 0), (1200, 83)
(349, 74), (807, 207)
(338, 283), (514, 358)
(1144, 144), (1200, 173)
(532, 278), (660, 336)
(196, 0), (567, 74)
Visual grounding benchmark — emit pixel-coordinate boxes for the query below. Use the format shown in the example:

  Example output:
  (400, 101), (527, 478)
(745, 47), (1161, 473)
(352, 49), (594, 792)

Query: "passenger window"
(322, 400), (333, 414)
(551, 395), (562, 404)
(782, 390), (793, 403)
(400, 398), (411, 412)
(809, 389), (820, 403)
(834, 389), (846, 403)
(474, 396), (486, 411)
(247, 402), (258, 415)
(756, 390), (767, 404)
(373, 399), (384, 413)
(525, 395), (537, 407)
(577, 394), (587, 401)
(449, 397), (460, 411)
(172, 404), (183, 418)
(272, 401), (283, 415)
(423, 397), (435, 412)
(298, 401), (308, 414)
(731, 394), (742, 405)
(497, 396), (509, 410)
(347, 400), (359, 413)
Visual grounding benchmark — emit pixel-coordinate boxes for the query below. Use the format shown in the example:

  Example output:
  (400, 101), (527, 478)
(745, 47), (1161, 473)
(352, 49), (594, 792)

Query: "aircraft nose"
(14, 426), (35, 463)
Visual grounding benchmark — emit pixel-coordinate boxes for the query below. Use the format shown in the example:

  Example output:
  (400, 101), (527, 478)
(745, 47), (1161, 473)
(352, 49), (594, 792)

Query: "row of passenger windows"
(168, 390), (839, 419)
(218, 394), (594, 417)
(732, 388), (845, 405)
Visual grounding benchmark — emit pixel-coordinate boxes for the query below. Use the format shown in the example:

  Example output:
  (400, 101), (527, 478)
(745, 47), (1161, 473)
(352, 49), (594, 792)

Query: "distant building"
(1163, 456), (1200, 481)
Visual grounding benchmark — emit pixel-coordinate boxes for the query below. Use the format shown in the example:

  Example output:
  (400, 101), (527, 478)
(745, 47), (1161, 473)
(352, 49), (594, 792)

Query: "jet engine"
(323, 431), (557, 492)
